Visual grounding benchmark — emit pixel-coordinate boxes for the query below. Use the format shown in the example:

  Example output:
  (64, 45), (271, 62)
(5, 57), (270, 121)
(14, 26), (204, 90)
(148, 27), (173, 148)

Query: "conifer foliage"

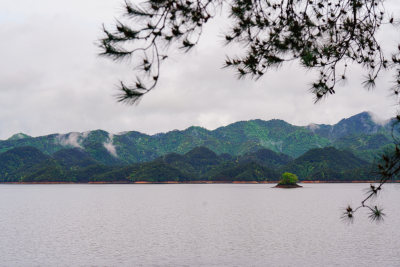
(100, 0), (396, 104)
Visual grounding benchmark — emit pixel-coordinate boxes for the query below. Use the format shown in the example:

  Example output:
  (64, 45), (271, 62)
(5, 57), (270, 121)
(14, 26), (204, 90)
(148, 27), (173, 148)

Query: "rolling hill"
(0, 145), (377, 183)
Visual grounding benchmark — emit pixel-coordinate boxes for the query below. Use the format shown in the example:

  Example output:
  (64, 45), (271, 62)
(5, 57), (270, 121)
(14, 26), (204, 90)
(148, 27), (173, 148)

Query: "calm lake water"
(0, 183), (399, 266)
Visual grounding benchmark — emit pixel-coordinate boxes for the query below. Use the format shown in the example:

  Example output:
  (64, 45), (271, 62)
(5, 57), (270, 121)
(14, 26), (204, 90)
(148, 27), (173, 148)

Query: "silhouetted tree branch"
(343, 118), (400, 223)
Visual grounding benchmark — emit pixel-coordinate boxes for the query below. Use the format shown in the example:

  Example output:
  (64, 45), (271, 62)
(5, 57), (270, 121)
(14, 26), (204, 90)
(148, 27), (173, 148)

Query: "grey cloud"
(56, 132), (85, 148)
(368, 112), (392, 126)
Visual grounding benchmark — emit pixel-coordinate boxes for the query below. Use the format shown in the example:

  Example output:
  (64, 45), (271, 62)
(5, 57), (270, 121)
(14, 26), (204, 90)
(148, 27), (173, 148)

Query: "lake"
(0, 183), (399, 266)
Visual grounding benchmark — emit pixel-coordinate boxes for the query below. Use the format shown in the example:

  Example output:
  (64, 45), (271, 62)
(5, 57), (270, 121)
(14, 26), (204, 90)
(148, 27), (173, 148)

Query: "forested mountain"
(0, 112), (394, 166)
(309, 112), (391, 140)
(237, 148), (292, 169)
(0, 145), (378, 183)
(52, 148), (99, 168)
(284, 147), (375, 181)
(0, 146), (50, 182)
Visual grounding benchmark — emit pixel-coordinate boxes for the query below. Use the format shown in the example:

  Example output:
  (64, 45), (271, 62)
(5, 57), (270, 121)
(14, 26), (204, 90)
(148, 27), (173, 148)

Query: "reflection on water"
(0, 183), (399, 266)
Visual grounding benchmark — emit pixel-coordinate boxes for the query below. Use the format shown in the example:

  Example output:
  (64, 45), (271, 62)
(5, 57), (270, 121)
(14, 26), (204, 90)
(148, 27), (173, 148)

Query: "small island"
(274, 172), (302, 188)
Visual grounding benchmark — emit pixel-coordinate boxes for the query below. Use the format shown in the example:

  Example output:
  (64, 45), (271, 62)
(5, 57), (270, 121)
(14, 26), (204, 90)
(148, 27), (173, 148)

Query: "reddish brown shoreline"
(1, 180), (399, 185)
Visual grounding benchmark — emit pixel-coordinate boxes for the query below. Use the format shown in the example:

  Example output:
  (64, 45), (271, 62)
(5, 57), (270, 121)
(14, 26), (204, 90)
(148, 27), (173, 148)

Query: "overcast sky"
(0, 0), (399, 139)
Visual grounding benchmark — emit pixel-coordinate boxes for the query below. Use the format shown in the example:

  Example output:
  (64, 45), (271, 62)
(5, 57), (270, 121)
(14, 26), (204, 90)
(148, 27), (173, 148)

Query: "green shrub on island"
(278, 172), (299, 186)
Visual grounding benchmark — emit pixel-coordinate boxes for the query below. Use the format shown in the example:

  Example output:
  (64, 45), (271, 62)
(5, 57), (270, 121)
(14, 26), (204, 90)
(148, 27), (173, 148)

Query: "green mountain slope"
(283, 147), (373, 181)
(238, 148), (292, 169)
(20, 159), (68, 183)
(129, 162), (188, 182)
(7, 133), (32, 141)
(311, 112), (389, 140)
(211, 162), (279, 181)
(52, 148), (99, 168)
(0, 146), (50, 182)
(332, 133), (395, 162)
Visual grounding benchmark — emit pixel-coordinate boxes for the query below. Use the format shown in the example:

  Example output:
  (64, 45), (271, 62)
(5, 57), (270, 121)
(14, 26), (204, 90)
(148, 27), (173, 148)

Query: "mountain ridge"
(3, 111), (391, 141)
(0, 112), (394, 165)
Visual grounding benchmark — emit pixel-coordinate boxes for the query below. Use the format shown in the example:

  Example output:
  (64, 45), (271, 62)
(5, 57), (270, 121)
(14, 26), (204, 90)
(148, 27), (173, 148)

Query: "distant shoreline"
(1, 180), (399, 185)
